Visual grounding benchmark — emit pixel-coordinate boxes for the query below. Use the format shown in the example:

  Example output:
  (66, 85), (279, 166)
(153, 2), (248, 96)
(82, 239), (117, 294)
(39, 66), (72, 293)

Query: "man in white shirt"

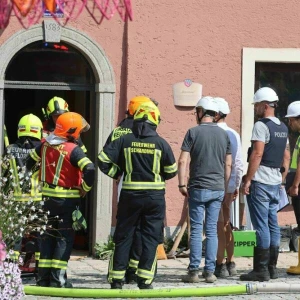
(214, 97), (243, 278)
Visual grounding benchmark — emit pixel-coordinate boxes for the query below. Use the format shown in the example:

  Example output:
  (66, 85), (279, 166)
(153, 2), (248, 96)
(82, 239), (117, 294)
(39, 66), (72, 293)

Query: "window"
(5, 41), (93, 84)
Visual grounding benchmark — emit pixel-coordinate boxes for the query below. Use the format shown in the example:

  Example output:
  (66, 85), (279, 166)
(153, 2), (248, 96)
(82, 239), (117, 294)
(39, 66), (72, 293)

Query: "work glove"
(72, 207), (87, 231)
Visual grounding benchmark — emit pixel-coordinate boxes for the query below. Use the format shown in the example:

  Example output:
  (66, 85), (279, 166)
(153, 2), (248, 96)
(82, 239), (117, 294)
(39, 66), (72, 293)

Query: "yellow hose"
(24, 285), (247, 298)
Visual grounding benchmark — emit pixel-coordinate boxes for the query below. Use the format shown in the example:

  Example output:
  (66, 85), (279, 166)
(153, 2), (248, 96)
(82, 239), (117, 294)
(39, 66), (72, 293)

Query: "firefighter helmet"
(134, 102), (161, 126)
(54, 112), (90, 140)
(46, 96), (69, 117)
(17, 114), (43, 140)
(127, 96), (155, 116)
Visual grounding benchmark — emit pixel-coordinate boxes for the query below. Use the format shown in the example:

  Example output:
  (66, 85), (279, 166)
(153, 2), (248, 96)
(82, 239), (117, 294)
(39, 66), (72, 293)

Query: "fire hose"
(24, 282), (300, 298)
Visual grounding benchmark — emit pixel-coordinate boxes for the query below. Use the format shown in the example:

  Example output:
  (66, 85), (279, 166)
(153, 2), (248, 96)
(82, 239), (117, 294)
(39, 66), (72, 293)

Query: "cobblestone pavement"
(23, 251), (300, 299)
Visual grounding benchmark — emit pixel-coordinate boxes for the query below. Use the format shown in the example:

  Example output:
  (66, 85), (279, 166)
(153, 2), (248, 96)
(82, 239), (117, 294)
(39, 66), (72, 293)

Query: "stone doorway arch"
(0, 24), (115, 249)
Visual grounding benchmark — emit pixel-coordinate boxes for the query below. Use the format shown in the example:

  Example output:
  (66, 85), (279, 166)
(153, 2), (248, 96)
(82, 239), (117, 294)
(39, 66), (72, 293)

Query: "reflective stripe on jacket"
(98, 132), (177, 190)
(290, 135), (300, 171)
(40, 142), (82, 188)
(7, 142), (42, 201)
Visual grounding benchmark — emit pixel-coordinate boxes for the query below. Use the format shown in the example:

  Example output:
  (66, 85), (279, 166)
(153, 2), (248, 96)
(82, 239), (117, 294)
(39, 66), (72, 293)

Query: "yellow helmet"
(127, 96), (155, 116)
(54, 112), (90, 140)
(134, 102), (161, 126)
(18, 114), (43, 140)
(46, 96), (69, 117)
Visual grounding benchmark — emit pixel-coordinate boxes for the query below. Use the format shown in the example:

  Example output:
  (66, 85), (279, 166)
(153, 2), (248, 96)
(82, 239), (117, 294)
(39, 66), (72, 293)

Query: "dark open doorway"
(4, 41), (96, 252)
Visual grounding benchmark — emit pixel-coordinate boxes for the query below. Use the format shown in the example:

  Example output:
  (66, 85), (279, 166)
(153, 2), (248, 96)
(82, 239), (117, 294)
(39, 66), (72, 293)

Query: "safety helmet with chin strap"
(195, 96), (219, 112)
(195, 96), (219, 123)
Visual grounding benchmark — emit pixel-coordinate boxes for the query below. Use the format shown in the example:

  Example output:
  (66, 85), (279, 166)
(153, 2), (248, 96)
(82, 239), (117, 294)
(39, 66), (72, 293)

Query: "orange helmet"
(54, 112), (90, 140)
(127, 96), (155, 116)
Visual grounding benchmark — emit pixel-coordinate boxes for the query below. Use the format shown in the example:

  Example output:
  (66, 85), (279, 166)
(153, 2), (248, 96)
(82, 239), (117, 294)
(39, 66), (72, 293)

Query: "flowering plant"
(0, 153), (50, 299)
(0, 235), (24, 300)
(0, 154), (47, 250)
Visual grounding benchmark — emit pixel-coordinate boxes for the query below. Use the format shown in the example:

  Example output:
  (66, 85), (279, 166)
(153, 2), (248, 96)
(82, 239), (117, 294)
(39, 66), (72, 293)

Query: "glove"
(72, 207), (87, 231)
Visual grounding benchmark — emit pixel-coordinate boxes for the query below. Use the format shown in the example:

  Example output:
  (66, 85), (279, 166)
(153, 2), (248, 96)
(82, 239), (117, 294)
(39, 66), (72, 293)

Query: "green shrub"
(94, 235), (114, 260)
(94, 230), (189, 260)
(163, 230), (189, 253)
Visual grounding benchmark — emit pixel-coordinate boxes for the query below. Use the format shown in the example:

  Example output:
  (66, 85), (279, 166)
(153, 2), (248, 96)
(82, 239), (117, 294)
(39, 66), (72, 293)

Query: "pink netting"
(112, 0), (132, 21)
(93, 0), (115, 20)
(85, 0), (106, 24)
(13, 0), (44, 29)
(12, 0), (36, 17)
(0, 0), (132, 29)
(0, 0), (13, 29)
(124, 0), (132, 20)
(54, 0), (87, 22)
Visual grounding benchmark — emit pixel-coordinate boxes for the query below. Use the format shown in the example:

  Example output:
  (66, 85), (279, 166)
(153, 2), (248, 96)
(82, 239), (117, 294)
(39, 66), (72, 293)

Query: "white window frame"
(242, 48), (300, 167)
(241, 48), (300, 228)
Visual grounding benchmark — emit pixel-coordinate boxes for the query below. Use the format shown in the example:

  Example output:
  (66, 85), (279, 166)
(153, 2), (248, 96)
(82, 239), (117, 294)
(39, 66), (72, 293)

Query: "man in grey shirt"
(178, 96), (232, 283)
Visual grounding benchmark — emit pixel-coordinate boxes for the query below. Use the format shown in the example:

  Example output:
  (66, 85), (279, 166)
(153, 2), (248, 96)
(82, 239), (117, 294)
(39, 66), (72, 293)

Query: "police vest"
(40, 142), (82, 198)
(259, 118), (288, 168)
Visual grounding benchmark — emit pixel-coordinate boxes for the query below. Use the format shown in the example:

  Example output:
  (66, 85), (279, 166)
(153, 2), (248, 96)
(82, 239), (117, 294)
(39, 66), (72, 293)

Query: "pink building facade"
(0, 1), (298, 248)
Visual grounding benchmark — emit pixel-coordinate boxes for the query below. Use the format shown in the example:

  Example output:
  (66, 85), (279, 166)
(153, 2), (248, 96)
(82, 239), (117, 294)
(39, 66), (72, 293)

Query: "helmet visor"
(80, 118), (90, 134)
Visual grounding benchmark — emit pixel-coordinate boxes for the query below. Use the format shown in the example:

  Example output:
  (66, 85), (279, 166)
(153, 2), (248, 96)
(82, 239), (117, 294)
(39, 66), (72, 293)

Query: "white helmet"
(253, 87), (279, 104)
(195, 96), (219, 113)
(285, 101), (300, 118)
(214, 97), (230, 114)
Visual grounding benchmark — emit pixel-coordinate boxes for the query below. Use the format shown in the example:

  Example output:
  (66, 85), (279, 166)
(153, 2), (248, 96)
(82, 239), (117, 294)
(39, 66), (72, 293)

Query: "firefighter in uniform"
(43, 96), (87, 153)
(5, 114), (43, 272)
(26, 112), (95, 288)
(105, 96), (158, 146)
(104, 95), (159, 284)
(98, 102), (177, 289)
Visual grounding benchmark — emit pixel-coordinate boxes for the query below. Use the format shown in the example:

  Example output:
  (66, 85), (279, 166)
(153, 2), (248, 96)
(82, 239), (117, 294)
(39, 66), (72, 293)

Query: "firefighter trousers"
(127, 220), (142, 270)
(37, 196), (79, 287)
(127, 219), (164, 272)
(108, 191), (165, 285)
